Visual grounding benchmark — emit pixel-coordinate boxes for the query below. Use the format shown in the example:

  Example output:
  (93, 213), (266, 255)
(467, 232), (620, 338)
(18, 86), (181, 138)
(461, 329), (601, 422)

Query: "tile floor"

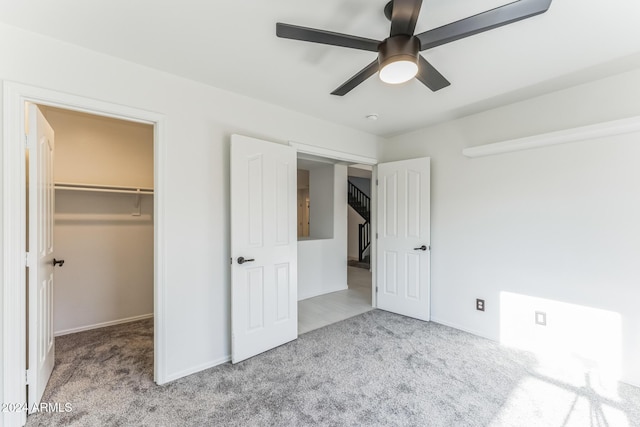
(298, 265), (373, 334)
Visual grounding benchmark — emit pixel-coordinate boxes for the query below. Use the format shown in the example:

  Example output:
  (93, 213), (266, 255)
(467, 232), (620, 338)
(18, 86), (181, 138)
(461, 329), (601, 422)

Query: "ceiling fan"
(276, 0), (552, 96)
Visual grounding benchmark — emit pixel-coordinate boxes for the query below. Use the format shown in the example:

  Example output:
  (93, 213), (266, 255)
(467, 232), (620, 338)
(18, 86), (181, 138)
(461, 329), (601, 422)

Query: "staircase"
(348, 180), (371, 264)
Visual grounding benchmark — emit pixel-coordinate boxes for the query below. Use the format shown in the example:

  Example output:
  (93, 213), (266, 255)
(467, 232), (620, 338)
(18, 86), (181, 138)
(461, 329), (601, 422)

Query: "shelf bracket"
(132, 189), (142, 216)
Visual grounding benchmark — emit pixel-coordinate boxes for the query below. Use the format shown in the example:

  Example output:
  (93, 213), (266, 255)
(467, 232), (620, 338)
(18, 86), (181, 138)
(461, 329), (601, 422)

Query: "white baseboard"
(624, 379), (640, 388)
(54, 313), (154, 337)
(163, 355), (231, 384)
(298, 285), (349, 301)
(430, 316), (496, 342)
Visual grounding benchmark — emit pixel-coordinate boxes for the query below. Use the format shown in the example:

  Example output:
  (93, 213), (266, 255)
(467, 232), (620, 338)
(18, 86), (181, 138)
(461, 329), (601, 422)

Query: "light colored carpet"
(27, 311), (640, 426)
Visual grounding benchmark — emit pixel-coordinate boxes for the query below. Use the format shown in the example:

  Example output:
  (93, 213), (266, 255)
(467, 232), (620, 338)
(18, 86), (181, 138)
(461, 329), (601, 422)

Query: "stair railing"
(348, 180), (371, 262)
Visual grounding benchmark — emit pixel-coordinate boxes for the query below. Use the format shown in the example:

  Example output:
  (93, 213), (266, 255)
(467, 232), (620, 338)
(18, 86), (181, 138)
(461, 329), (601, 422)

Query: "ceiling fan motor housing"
(378, 35), (420, 70)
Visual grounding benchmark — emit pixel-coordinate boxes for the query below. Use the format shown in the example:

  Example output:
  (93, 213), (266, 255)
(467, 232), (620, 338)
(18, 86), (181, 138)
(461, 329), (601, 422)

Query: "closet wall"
(41, 107), (154, 336)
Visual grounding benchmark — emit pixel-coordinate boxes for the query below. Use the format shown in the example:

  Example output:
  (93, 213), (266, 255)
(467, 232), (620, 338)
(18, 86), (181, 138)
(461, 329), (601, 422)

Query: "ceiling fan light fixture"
(379, 59), (418, 84)
(378, 35), (420, 85)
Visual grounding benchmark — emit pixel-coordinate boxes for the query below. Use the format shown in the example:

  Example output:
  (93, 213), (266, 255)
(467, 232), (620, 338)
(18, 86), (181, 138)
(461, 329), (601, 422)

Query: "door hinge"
(25, 369), (31, 385)
(230, 257), (232, 265)
(376, 179), (379, 186)
(25, 133), (33, 148)
(375, 286), (378, 293)
(376, 233), (378, 239)
(25, 252), (32, 268)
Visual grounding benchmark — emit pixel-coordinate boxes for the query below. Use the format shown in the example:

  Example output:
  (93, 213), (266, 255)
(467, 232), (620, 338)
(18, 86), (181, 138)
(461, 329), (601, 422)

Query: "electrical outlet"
(535, 311), (546, 326)
(476, 299), (485, 311)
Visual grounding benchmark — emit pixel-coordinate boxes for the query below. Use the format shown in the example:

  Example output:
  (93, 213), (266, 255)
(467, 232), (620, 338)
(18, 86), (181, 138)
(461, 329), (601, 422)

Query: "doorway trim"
(2, 81), (167, 426)
(289, 141), (377, 165)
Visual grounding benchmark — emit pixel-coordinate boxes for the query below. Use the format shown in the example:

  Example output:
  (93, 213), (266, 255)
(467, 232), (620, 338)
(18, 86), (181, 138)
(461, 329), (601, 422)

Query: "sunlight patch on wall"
(499, 292), (622, 388)
(495, 292), (629, 426)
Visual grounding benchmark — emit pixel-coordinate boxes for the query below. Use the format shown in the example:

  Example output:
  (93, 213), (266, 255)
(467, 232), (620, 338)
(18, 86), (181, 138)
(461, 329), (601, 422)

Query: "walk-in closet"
(39, 106), (154, 337)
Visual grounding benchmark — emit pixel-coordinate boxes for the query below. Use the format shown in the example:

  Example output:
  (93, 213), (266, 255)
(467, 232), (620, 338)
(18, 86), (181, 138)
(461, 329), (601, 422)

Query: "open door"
(376, 157), (431, 321)
(230, 134), (297, 363)
(27, 104), (56, 411)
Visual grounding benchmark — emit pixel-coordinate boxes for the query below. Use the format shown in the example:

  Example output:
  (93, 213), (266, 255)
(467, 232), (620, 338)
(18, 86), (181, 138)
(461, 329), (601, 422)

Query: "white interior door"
(230, 134), (297, 363)
(376, 157), (431, 321)
(27, 104), (56, 411)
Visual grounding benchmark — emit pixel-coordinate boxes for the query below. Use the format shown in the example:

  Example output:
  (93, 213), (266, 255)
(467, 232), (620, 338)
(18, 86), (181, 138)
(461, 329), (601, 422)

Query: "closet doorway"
(26, 104), (155, 409)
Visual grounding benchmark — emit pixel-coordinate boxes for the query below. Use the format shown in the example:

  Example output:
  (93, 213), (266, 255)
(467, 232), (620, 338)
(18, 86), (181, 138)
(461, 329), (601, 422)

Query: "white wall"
(0, 22), (380, 393)
(298, 164), (348, 300)
(380, 68), (640, 386)
(42, 106), (154, 188)
(54, 191), (154, 334)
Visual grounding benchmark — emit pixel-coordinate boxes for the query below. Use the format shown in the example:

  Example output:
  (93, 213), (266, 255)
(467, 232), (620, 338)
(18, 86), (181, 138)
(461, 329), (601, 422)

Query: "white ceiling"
(2, 0), (640, 137)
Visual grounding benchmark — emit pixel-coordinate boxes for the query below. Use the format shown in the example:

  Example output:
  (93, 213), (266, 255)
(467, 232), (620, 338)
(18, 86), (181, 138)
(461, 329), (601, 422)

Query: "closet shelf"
(54, 182), (154, 195)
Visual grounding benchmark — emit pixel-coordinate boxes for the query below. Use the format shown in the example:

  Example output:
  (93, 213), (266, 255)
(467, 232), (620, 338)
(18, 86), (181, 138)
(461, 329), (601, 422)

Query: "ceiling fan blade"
(416, 0), (552, 50)
(331, 60), (379, 96)
(277, 23), (380, 52)
(390, 0), (423, 36)
(415, 55), (450, 91)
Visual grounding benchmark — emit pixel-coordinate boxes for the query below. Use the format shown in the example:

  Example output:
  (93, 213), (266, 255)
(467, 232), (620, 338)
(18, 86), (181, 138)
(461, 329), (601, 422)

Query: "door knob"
(413, 245), (428, 251)
(237, 257), (255, 265)
(53, 258), (65, 267)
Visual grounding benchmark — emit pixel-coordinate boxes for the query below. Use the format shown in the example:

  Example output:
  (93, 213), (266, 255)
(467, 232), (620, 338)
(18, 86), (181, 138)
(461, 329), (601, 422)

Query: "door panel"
(247, 155), (264, 247)
(28, 104), (56, 411)
(407, 170), (421, 237)
(275, 160), (290, 245)
(376, 157), (431, 321)
(275, 263), (291, 322)
(247, 267), (265, 331)
(384, 251), (398, 295)
(383, 172), (398, 237)
(231, 135), (297, 363)
(406, 253), (421, 300)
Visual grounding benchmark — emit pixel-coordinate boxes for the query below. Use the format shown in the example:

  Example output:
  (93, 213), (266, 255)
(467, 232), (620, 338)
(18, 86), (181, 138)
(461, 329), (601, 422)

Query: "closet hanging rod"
(54, 182), (154, 195)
